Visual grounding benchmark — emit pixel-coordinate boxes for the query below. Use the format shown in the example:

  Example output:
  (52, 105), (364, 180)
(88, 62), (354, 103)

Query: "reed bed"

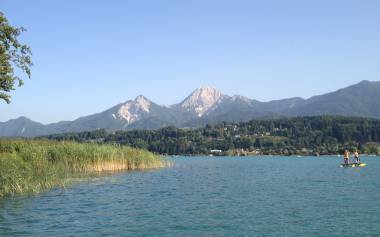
(0, 139), (168, 197)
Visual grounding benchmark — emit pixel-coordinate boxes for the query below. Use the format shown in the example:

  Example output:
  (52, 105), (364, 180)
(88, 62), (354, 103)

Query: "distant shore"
(43, 116), (380, 158)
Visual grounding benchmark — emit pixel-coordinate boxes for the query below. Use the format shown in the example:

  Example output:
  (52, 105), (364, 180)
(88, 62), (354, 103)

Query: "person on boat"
(354, 150), (360, 164)
(343, 150), (350, 164)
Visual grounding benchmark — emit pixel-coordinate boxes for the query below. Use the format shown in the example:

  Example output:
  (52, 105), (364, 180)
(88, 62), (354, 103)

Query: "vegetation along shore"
(0, 139), (167, 197)
(45, 116), (380, 156)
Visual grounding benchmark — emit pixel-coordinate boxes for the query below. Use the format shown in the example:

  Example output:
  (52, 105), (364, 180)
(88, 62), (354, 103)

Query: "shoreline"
(168, 154), (379, 158)
(0, 139), (168, 197)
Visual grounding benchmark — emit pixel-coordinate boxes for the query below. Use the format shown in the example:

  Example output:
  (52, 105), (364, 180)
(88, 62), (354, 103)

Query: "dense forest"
(43, 116), (380, 156)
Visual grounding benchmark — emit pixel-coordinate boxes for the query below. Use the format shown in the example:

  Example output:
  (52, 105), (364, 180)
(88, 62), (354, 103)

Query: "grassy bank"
(0, 139), (167, 197)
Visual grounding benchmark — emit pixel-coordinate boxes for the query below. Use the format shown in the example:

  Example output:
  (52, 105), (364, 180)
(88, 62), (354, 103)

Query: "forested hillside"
(43, 116), (380, 156)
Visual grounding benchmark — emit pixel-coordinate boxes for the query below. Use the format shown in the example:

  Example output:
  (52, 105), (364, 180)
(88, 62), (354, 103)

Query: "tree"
(0, 11), (32, 103)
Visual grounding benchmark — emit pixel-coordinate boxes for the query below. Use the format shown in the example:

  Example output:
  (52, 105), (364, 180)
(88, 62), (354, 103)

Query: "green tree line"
(44, 116), (380, 156)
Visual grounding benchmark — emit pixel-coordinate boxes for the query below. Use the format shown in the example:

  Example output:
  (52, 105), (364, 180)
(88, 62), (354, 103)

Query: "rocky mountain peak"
(179, 86), (226, 117)
(134, 95), (151, 109)
(231, 95), (251, 103)
(115, 95), (152, 124)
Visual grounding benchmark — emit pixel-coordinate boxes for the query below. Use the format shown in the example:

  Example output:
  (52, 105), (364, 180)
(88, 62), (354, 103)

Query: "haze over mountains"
(1, 80), (380, 137)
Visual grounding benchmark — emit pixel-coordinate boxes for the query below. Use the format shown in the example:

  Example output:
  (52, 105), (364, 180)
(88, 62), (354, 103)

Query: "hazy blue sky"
(1, 0), (379, 124)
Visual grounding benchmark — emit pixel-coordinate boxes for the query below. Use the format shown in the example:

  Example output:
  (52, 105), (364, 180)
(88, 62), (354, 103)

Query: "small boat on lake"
(340, 163), (366, 168)
(341, 150), (366, 167)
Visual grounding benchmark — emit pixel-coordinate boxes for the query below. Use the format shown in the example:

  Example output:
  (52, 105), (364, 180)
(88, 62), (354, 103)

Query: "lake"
(1, 156), (380, 236)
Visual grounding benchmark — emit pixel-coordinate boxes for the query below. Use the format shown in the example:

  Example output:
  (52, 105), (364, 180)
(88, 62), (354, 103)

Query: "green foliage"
(0, 139), (166, 197)
(0, 11), (32, 103)
(44, 116), (380, 156)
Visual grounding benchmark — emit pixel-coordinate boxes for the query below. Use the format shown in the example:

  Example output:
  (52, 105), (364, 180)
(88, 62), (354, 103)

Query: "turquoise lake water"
(1, 156), (380, 236)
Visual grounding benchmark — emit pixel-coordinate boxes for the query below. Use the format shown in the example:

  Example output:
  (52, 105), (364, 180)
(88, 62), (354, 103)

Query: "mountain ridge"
(1, 80), (380, 137)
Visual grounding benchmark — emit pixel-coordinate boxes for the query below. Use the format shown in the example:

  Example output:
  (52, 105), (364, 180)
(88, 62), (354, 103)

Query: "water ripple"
(1, 156), (380, 236)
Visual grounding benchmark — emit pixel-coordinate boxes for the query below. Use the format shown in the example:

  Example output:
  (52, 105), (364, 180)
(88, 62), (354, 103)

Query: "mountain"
(206, 96), (304, 121)
(172, 86), (228, 117)
(287, 80), (380, 118)
(1, 80), (380, 137)
(48, 95), (182, 133)
(0, 117), (53, 137)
